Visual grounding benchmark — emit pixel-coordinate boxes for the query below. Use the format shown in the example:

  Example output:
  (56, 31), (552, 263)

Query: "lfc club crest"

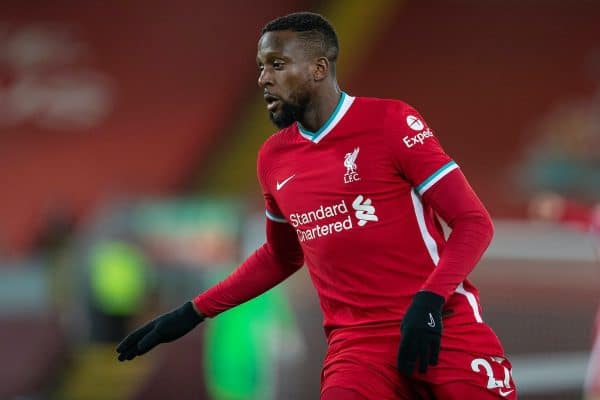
(343, 147), (361, 184)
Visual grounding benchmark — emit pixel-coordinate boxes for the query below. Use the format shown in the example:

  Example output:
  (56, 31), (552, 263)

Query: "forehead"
(257, 30), (304, 60)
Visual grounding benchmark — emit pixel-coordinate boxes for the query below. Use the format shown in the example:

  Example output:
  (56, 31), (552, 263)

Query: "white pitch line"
(511, 351), (590, 394)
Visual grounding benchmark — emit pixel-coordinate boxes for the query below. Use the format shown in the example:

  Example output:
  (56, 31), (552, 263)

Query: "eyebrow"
(256, 53), (290, 64)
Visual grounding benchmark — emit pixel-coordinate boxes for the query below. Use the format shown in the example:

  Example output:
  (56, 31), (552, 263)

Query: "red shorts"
(321, 328), (517, 399)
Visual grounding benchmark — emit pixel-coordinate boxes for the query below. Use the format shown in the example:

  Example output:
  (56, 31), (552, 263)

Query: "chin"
(269, 110), (296, 129)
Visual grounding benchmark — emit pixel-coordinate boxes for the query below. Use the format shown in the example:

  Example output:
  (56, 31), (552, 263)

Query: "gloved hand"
(397, 291), (444, 375)
(116, 301), (204, 361)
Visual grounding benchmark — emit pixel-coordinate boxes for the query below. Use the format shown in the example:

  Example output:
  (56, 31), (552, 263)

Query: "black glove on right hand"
(397, 290), (444, 375)
(116, 301), (204, 361)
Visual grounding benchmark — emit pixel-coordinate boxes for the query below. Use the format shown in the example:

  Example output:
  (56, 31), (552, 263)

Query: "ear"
(313, 56), (330, 82)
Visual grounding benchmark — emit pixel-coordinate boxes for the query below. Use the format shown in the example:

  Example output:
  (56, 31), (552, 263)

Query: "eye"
(273, 60), (284, 70)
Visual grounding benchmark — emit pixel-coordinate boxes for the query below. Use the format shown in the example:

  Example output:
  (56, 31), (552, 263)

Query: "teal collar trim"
(297, 92), (354, 143)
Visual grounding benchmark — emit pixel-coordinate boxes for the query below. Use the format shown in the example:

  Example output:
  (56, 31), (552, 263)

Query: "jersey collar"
(297, 92), (355, 143)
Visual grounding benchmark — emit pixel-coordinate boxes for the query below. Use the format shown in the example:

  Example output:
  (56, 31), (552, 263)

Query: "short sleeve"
(257, 145), (288, 223)
(385, 101), (459, 196)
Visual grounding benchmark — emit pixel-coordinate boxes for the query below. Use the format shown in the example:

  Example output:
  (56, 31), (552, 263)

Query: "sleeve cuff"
(192, 296), (213, 318)
(265, 210), (288, 223)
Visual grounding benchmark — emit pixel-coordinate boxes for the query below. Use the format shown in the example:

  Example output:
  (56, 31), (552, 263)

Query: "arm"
(420, 168), (493, 299)
(397, 170), (493, 375)
(195, 139), (304, 316)
(388, 101), (492, 375)
(117, 173), (302, 361)
(116, 140), (303, 361)
(193, 217), (304, 317)
(384, 101), (492, 294)
(116, 218), (303, 362)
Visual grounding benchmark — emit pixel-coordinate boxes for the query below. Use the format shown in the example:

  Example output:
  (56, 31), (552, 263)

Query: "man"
(117, 12), (516, 399)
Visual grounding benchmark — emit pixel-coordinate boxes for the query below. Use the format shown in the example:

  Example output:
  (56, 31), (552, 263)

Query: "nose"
(258, 68), (271, 88)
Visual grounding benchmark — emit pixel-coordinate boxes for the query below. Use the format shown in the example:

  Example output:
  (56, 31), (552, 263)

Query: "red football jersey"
(257, 93), (503, 355)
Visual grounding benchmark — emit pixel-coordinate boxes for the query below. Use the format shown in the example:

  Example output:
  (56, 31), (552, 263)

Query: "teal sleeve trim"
(265, 210), (288, 223)
(415, 161), (459, 195)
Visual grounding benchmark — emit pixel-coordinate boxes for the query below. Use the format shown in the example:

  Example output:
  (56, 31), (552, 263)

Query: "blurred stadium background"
(1, 1), (599, 399)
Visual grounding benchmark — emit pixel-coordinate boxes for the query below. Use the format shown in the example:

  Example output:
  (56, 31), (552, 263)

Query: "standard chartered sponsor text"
(289, 199), (353, 242)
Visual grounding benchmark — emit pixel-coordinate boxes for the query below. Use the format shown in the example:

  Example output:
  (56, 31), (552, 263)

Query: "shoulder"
(259, 126), (293, 155)
(351, 96), (416, 123)
(257, 125), (296, 171)
(353, 96), (411, 110)
(351, 97), (427, 140)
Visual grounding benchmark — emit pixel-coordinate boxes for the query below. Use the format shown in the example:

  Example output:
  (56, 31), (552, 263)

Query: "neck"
(299, 82), (341, 132)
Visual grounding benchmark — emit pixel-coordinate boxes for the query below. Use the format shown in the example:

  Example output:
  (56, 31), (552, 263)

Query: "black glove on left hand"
(397, 290), (444, 375)
(116, 301), (204, 362)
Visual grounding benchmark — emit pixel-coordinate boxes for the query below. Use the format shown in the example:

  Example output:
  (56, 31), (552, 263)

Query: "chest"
(270, 132), (407, 217)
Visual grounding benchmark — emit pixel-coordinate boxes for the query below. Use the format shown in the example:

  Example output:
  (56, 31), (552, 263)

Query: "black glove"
(116, 301), (204, 361)
(397, 291), (444, 375)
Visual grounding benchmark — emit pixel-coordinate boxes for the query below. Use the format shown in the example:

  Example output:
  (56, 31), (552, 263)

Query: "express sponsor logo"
(403, 128), (434, 148)
(406, 115), (424, 131)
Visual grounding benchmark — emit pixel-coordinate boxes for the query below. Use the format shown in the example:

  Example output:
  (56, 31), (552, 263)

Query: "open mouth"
(264, 94), (281, 112)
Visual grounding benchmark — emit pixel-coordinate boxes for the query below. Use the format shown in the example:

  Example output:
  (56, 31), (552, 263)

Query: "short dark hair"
(261, 12), (339, 63)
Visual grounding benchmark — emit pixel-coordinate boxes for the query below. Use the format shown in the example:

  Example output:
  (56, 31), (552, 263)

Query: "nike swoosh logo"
(276, 175), (295, 190)
(498, 389), (514, 397)
(427, 313), (436, 328)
